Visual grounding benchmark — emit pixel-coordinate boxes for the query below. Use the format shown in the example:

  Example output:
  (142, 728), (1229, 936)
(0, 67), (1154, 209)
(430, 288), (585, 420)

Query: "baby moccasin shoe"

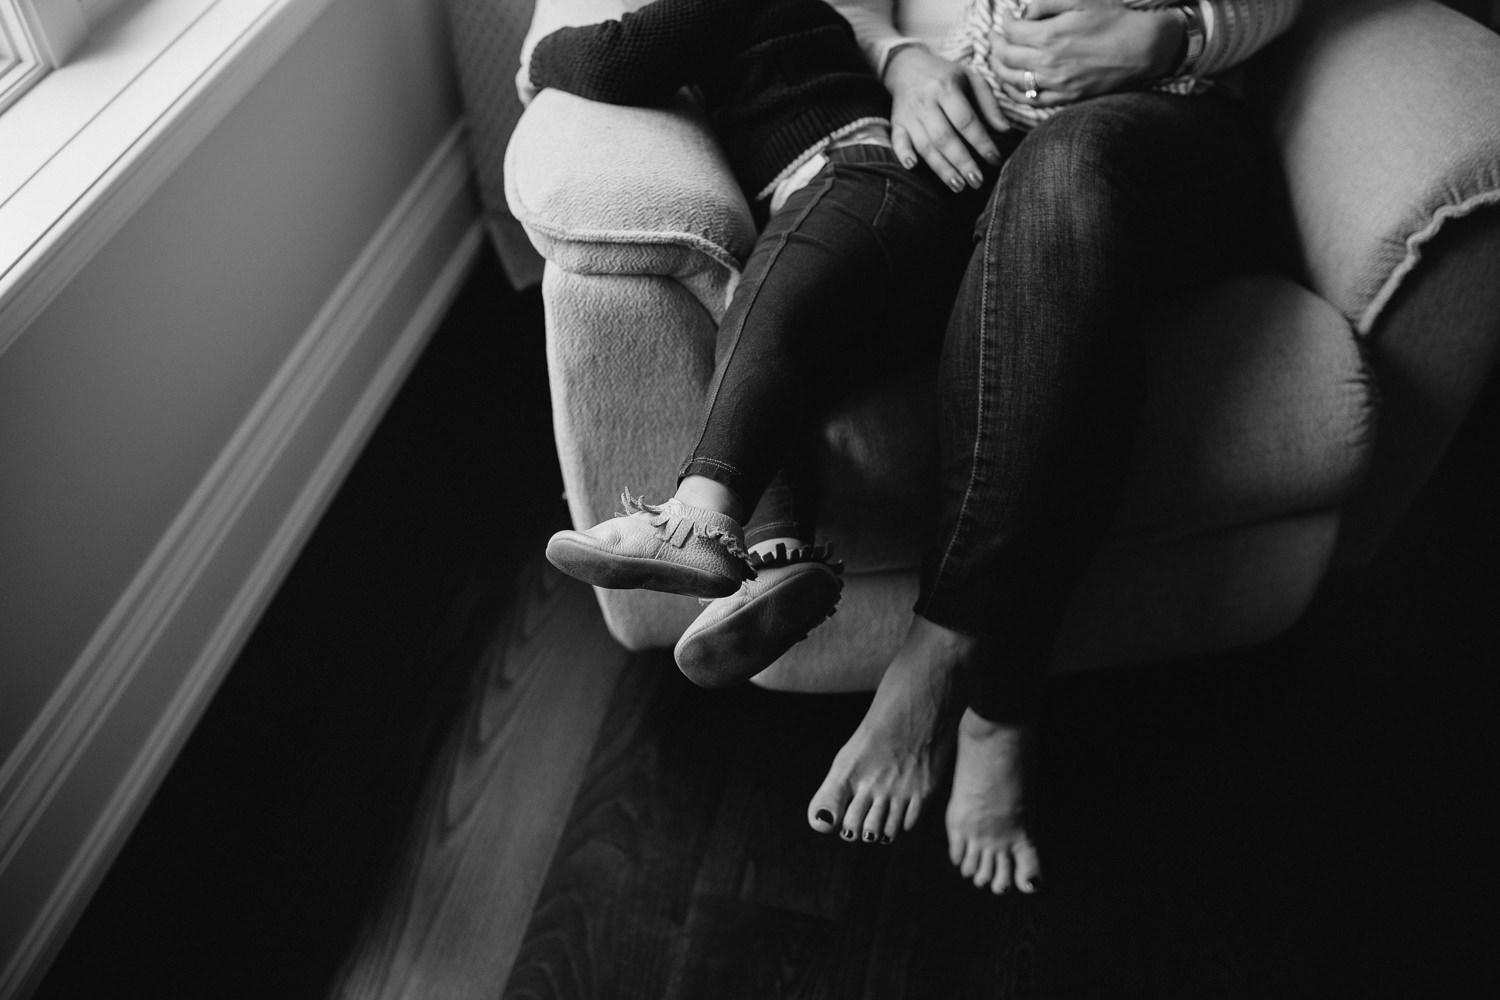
(546, 491), (752, 599)
(674, 541), (843, 688)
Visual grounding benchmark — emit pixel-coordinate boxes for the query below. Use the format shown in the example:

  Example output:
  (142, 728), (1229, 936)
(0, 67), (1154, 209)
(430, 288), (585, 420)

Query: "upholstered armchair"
(457, 0), (1500, 690)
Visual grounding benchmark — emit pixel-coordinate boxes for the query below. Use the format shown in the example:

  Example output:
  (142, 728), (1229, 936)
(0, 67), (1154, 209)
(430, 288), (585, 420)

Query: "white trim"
(0, 2), (47, 116)
(0, 0), (345, 357)
(0, 124), (481, 1000)
(14, 0), (88, 65)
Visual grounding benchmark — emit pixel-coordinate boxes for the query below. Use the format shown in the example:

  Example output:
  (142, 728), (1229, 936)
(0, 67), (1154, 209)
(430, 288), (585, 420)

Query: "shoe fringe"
(745, 540), (844, 574)
(617, 490), (753, 567)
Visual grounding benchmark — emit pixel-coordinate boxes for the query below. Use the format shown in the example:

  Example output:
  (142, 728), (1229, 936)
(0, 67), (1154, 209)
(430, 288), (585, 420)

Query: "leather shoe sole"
(674, 560), (843, 687)
(546, 531), (742, 599)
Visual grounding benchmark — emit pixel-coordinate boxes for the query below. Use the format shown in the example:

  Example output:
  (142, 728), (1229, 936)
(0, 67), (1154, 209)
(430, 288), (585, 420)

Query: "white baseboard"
(0, 123), (483, 1000)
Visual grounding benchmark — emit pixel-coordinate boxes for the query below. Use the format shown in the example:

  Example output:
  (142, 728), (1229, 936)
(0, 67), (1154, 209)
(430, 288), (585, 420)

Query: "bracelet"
(880, 38), (927, 81)
(1169, 3), (1206, 77)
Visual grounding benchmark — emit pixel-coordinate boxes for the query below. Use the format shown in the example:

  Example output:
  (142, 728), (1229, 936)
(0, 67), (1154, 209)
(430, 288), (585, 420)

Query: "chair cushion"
(811, 275), (1376, 571)
(1252, 0), (1500, 334)
(505, 89), (755, 322)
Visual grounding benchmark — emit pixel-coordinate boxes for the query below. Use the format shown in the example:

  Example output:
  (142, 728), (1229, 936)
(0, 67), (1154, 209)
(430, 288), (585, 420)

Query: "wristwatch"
(1171, 3), (1206, 77)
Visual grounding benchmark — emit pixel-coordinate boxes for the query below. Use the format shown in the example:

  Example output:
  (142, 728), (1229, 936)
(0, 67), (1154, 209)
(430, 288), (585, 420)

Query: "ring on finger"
(1023, 69), (1039, 102)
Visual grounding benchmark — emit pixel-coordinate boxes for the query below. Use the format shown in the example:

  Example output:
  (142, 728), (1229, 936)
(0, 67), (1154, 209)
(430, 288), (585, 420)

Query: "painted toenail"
(816, 809), (833, 825)
(841, 829), (855, 841)
(863, 831), (876, 842)
(880, 835), (892, 845)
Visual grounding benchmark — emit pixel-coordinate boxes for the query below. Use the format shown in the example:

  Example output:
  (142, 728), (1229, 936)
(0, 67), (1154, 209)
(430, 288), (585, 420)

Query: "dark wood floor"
(36, 245), (1500, 999)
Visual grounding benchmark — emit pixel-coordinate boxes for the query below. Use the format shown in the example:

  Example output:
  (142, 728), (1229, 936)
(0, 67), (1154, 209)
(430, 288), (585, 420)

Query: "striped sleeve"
(1195, 0), (1304, 78)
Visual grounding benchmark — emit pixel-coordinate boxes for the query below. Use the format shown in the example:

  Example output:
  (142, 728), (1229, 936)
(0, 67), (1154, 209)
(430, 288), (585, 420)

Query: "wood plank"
(501, 657), (738, 1000)
(332, 557), (630, 1000)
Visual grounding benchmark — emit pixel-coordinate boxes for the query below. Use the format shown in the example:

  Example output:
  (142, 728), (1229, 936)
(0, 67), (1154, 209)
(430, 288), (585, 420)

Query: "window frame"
(1, 0), (308, 356)
(0, 0), (87, 114)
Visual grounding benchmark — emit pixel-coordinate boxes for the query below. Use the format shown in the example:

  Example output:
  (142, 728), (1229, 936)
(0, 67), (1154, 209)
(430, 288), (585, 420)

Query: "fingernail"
(966, 170), (983, 186)
(985, 150), (1003, 165)
(816, 809), (833, 825)
(948, 177), (964, 192)
(902, 157), (917, 169)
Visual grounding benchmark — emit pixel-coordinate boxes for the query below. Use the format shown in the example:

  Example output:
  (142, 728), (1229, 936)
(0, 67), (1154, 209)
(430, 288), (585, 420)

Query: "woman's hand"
(988, 0), (1183, 108)
(884, 43), (1010, 192)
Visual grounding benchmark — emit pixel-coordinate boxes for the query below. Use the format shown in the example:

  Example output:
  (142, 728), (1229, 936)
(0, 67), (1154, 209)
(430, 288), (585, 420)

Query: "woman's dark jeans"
(679, 144), (969, 547)
(915, 90), (1269, 722)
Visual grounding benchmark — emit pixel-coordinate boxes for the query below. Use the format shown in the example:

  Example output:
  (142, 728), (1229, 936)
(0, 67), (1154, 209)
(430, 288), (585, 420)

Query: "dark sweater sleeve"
(528, 0), (749, 106)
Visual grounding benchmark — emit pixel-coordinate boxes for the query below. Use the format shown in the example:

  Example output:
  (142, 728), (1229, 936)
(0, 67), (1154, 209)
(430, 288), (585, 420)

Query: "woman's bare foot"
(806, 617), (974, 845)
(947, 709), (1041, 894)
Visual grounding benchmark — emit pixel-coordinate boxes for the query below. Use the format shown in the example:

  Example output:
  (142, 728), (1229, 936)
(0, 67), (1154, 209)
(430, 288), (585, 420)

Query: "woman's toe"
(988, 851), (1014, 895)
(973, 848), (996, 888)
(948, 830), (966, 866)
(862, 800), (889, 843)
(807, 778), (852, 834)
(958, 841), (981, 878)
(841, 793), (873, 842)
(882, 798), (907, 844)
(1013, 841), (1042, 892)
(903, 796), (925, 833)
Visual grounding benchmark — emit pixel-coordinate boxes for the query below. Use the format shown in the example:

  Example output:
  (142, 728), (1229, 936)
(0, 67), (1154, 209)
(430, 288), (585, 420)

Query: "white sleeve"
(826, 0), (962, 75)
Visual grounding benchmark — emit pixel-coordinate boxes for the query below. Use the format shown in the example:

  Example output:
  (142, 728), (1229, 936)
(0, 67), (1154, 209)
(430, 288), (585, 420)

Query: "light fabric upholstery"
(1254, 0), (1500, 334)
(442, 0), (542, 285)
(507, 90), (755, 319)
(485, 0), (1500, 678)
(537, 264), (1375, 667)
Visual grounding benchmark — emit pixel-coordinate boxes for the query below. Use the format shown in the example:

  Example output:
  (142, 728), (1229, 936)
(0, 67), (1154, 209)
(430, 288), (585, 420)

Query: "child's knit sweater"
(528, 0), (892, 200)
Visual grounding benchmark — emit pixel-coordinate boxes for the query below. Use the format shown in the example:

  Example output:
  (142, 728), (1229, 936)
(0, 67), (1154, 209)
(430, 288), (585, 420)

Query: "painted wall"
(0, 0), (479, 993)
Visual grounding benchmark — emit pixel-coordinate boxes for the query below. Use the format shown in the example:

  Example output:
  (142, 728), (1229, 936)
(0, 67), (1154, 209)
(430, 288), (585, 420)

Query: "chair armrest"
(504, 87), (756, 321)
(1251, 0), (1500, 335)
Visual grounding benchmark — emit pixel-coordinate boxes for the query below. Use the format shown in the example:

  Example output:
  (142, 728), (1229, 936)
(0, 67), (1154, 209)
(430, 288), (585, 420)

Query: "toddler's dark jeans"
(679, 143), (969, 547)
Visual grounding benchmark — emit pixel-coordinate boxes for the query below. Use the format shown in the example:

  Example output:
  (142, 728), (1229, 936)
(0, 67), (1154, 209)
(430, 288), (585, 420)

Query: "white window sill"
(0, 0), (338, 355)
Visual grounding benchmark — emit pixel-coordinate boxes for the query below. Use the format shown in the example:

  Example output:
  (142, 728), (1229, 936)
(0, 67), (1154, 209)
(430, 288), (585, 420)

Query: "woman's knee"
(998, 97), (1162, 212)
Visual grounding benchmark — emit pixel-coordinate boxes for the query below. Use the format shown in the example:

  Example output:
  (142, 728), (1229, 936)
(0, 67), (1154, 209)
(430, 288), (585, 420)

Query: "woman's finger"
(1011, 0), (1078, 20)
(963, 66), (1012, 134)
(991, 60), (1079, 106)
(990, 36), (1050, 74)
(998, 79), (1074, 109)
(937, 86), (1004, 171)
(890, 124), (919, 170)
(904, 116), (970, 192)
(994, 13), (1054, 50)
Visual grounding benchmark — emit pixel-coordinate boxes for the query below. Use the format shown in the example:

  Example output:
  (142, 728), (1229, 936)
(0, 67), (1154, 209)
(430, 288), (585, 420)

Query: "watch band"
(1171, 3), (1207, 77)
(879, 38), (928, 81)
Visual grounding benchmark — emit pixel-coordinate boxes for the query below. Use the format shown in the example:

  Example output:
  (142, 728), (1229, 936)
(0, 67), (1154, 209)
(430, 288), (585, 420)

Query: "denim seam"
(921, 189), (1001, 619)
(679, 455), (746, 482)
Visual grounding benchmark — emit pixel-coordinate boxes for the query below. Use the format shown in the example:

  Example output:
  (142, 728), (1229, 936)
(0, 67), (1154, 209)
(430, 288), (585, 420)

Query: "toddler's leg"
(549, 147), (961, 609)
(678, 145), (966, 513)
(674, 466), (843, 688)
